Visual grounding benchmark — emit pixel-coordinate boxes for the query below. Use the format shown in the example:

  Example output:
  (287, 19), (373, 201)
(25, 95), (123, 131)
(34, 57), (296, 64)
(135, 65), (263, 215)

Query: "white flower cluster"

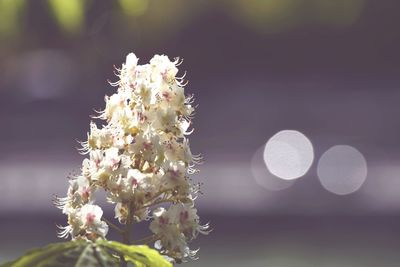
(56, 53), (209, 261)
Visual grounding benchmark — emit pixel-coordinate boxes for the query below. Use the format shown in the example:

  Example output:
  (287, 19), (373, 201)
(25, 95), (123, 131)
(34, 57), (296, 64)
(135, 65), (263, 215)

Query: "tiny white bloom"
(80, 204), (109, 238)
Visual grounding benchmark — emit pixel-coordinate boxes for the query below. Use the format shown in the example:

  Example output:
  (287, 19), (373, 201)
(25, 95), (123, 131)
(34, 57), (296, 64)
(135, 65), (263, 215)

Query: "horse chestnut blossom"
(55, 53), (209, 262)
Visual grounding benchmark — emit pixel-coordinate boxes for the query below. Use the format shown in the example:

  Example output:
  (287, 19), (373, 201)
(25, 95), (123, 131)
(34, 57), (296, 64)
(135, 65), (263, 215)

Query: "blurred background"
(1, 0), (400, 266)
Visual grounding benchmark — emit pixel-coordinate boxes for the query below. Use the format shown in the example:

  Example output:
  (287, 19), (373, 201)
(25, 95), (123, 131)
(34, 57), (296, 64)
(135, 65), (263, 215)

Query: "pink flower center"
(137, 112), (147, 122)
(180, 211), (189, 223)
(86, 213), (96, 224)
(111, 159), (120, 170)
(143, 142), (152, 150)
(159, 216), (169, 225)
(82, 188), (90, 200)
(168, 169), (180, 180)
(162, 91), (171, 101)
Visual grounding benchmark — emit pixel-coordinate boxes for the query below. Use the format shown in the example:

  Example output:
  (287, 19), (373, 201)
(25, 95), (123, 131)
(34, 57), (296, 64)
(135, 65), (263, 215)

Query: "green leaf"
(99, 240), (173, 267)
(0, 241), (119, 267)
(1, 240), (172, 267)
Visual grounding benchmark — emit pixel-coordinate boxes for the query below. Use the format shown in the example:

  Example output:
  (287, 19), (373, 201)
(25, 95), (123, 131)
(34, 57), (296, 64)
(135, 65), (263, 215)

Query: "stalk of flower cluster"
(55, 53), (210, 263)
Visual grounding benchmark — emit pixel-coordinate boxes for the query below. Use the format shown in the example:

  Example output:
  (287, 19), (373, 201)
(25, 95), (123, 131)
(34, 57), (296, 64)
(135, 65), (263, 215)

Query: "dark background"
(1, 1), (400, 266)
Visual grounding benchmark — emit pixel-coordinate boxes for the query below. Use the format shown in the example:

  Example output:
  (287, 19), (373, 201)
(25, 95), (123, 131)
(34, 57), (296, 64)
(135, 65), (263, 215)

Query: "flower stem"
(103, 217), (124, 234)
(120, 201), (134, 267)
(140, 198), (174, 210)
(133, 235), (158, 245)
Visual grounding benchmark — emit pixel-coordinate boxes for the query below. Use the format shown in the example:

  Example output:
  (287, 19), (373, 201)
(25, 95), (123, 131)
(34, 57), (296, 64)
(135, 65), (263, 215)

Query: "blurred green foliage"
(119, 0), (149, 17)
(47, 0), (85, 34)
(0, 0), (25, 37)
(230, 0), (366, 33)
(0, 0), (366, 39)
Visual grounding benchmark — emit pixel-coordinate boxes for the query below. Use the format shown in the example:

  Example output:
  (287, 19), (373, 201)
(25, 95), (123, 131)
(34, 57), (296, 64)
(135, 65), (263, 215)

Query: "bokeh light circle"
(317, 145), (367, 195)
(263, 130), (314, 180)
(251, 145), (295, 191)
